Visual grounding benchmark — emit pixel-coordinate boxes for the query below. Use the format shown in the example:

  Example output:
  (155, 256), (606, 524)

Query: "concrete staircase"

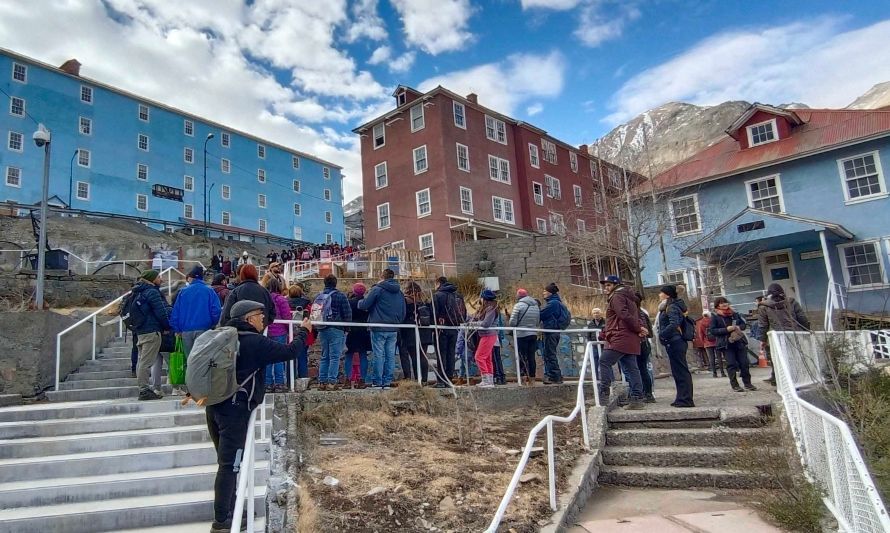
(598, 407), (782, 489)
(0, 336), (270, 532)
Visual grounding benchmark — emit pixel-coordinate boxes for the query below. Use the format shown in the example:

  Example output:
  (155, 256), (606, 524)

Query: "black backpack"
(120, 291), (147, 331)
(415, 303), (432, 327)
(679, 307), (696, 342)
(444, 292), (467, 324)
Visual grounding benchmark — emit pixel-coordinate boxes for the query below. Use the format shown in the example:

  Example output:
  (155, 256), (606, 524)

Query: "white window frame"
(459, 186), (474, 215)
(257, 168), (266, 183)
(410, 103), (425, 132)
(75, 181), (90, 201)
(573, 184), (583, 207)
(377, 202), (391, 230)
(594, 193), (604, 213)
(375, 161), (388, 189)
(323, 167), (330, 180)
(746, 118), (778, 147)
(397, 91), (407, 106)
(184, 119), (194, 136)
(184, 203), (194, 219)
(80, 85), (93, 104)
(373, 122), (385, 149)
(669, 193), (702, 236)
(389, 240), (405, 250)
(745, 174), (785, 213)
(324, 188), (332, 201)
(257, 144), (266, 159)
(221, 158), (230, 173)
(9, 96), (24, 117)
(12, 62), (27, 83)
(838, 240), (888, 291)
(536, 218), (547, 233)
(325, 233), (333, 245)
(292, 155), (300, 169)
(570, 152), (578, 173)
(658, 270), (687, 286)
(484, 115), (507, 144)
(220, 132), (230, 148)
(533, 181), (544, 206)
(137, 163), (148, 181)
(137, 133), (149, 152)
(576, 219), (586, 233)
(293, 226), (303, 240)
(541, 139), (557, 164)
(456, 143), (470, 172)
(5, 166), (21, 188)
(837, 150), (887, 204)
(549, 212), (565, 235)
(136, 194), (148, 212)
(221, 184), (231, 200)
(184, 175), (194, 191)
(491, 196), (515, 224)
(138, 104), (149, 122)
(419, 232), (435, 260)
(528, 143), (540, 168)
(488, 155), (511, 184)
(413, 145), (428, 175)
(293, 203), (302, 216)
(221, 211), (231, 226)
(545, 175), (561, 199)
(416, 188), (431, 218)
(259, 219), (267, 233)
(7, 131), (23, 152)
(79, 116), (91, 136)
(258, 194), (266, 208)
(77, 149), (90, 168)
(293, 179), (301, 193)
(184, 147), (194, 164)
(453, 101), (466, 129)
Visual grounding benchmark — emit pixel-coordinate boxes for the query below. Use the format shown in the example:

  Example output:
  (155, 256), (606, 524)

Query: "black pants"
(724, 342), (752, 386)
(398, 335), (430, 382)
(491, 345), (505, 381)
(639, 341), (653, 397)
(436, 329), (457, 384)
(206, 398), (253, 524)
(130, 332), (138, 374)
(542, 332), (563, 381)
(517, 335), (537, 380)
(664, 337), (694, 406)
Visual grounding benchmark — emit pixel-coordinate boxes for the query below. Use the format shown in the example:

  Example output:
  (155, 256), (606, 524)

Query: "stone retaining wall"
(0, 272), (132, 308)
(454, 235), (573, 289)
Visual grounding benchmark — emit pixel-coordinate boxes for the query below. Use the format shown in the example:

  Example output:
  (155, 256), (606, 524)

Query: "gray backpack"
(185, 327), (258, 406)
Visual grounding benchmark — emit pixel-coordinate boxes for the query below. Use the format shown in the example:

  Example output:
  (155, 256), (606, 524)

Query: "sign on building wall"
(151, 184), (184, 202)
(800, 250), (824, 261)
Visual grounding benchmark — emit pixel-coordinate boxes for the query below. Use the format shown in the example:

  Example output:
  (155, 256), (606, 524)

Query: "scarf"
(717, 307), (734, 318)
(657, 299), (668, 312)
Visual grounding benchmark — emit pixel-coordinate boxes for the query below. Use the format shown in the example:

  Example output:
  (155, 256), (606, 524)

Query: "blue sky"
(2, 1), (889, 201)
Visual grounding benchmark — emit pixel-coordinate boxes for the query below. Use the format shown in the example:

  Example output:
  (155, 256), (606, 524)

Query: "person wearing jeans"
(370, 331), (398, 388)
(598, 275), (647, 410)
(315, 274), (352, 391)
(358, 269), (406, 390)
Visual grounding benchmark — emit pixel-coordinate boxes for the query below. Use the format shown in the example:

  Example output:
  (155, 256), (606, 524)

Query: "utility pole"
(203, 133), (215, 240)
(34, 124), (52, 309)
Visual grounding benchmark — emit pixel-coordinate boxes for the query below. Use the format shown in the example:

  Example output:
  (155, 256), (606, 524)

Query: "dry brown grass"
(296, 485), (320, 532)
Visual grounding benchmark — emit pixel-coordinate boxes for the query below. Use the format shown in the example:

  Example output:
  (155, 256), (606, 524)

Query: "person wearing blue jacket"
(538, 283), (566, 384)
(358, 269), (406, 389)
(130, 270), (172, 401)
(170, 266), (221, 355)
(315, 274), (352, 391)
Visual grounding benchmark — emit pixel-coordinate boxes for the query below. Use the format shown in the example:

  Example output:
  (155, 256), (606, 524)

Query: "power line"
(0, 87), (41, 126)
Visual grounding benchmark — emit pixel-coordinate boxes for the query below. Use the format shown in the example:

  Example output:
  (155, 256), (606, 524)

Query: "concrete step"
(0, 462), (269, 508)
(602, 445), (746, 468)
(0, 488), (266, 533)
(65, 370), (135, 381)
(598, 464), (775, 489)
(46, 386), (143, 402)
(0, 398), (195, 423)
(58, 378), (139, 390)
(118, 518), (265, 533)
(0, 440), (269, 482)
(79, 359), (134, 371)
(607, 407), (720, 424)
(605, 427), (781, 447)
(0, 422), (269, 459)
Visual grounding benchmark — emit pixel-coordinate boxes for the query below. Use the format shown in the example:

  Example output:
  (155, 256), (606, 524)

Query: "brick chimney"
(59, 59), (81, 76)
(466, 93), (478, 104)
(579, 144), (589, 153)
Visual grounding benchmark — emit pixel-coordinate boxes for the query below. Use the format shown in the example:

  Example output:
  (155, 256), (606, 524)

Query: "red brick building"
(353, 85), (629, 264)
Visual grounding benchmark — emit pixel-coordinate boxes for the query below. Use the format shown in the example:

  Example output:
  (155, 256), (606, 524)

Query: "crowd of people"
(207, 243), (360, 277)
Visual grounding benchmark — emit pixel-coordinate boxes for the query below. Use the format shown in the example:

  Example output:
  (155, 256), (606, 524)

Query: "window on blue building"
(292, 155), (300, 169)
(138, 104), (149, 122)
(9, 97), (24, 117)
(257, 144), (266, 159)
(221, 159), (230, 173)
(222, 211), (231, 225)
(294, 203), (301, 216)
(258, 194), (266, 208)
(221, 184), (230, 199)
(12, 63), (26, 83)
(325, 211), (332, 224)
(7, 131), (23, 152)
(746, 175), (784, 213)
(136, 194), (147, 212)
(79, 117), (91, 135)
(257, 169), (265, 183)
(184, 175), (194, 191)
(323, 167), (330, 180)
(324, 188), (331, 201)
(5, 166), (21, 187)
(138, 134), (149, 152)
(76, 181), (90, 200)
(221, 132), (230, 147)
(80, 85), (93, 104)
(137, 163), (148, 181)
(839, 152), (886, 203)
(184, 120), (194, 136)
(293, 179), (301, 193)
(670, 194), (701, 235)
(259, 219), (267, 233)
(184, 147), (194, 164)
(840, 242), (885, 288)
(326, 233), (334, 245)
(184, 204), (194, 219)
(77, 149), (90, 168)
(294, 226), (303, 240)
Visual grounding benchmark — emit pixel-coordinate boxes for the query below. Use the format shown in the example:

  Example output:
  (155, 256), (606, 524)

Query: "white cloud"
(344, 0), (388, 43)
(390, 0), (475, 55)
(573, 1), (640, 47)
(520, 0), (582, 10)
(604, 18), (890, 125)
(368, 45), (392, 65)
(419, 51), (567, 116)
(526, 103), (544, 116)
(367, 46), (415, 73)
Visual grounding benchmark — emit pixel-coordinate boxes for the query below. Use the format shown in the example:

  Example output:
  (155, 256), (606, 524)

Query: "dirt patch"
(296, 383), (585, 532)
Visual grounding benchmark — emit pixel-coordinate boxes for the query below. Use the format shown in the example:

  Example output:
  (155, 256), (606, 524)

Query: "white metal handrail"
(54, 266), (187, 390)
(770, 331), (890, 532)
(229, 395), (268, 533)
(84, 258), (205, 275)
(484, 341), (602, 532)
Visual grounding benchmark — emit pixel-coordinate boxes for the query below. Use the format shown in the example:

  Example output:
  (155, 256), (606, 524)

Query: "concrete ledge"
(719, 406), (766, 428)
(0, 394), (21, 407)
(608, 407), (720, 423)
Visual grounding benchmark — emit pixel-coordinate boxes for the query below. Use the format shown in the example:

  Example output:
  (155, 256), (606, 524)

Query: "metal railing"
(83, 258), (205, 275)
(824, 280), (848, 332)
(769, 331), (890, 532)
(485, 340), (603, 532)
(53, 266), (187, 390)
(230, 395), (268, 533)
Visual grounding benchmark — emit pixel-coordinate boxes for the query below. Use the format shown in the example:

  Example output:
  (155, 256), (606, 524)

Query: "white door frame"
(759, 248), (803, 306)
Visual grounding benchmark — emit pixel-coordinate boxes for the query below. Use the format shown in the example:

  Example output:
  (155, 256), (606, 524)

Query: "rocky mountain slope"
(591, 82), (890, 177)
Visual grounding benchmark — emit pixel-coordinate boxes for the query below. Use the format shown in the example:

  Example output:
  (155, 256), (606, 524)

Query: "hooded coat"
(508, 296), (541, 338)
(130, 280), (171, 335)
(603, 286), (643, 355)
(757, 295), (810, 342)
(433, 282), (466, 326)
(658, 298), (689, 345)
(358, 278), (406, 332)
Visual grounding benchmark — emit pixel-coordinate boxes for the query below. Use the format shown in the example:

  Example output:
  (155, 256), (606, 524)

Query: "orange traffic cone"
(758, 348), (769, 368)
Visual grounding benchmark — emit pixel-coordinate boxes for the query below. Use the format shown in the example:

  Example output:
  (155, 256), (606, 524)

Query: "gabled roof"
(724, 103), (804, 140)
(650, 108), (890, 193)
(391, 84), (422, 97)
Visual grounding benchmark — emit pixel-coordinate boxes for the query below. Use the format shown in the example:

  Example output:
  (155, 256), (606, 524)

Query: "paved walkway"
(570, 365), (785, 533)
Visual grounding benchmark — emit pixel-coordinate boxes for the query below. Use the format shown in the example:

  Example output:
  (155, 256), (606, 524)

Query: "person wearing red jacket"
(597, 275), (647, 410)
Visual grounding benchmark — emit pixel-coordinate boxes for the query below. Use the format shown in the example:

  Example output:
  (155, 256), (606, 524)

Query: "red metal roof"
(650, 108), (890, 192)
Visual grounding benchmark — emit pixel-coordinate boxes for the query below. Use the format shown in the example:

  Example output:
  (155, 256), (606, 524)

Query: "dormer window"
(747, 119), (777, 146)
(397, 91), (407, 106)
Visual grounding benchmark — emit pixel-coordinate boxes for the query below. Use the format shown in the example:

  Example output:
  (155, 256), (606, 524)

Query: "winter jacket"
(212, 284), (229, 306)
(695, 316), (716, 348)
(586, 317), (606, 341)
(757, 296), (810, 342)
(224, 318), (308, 409)
(211, 255), (223, 271)
(346, 296), (372, 353)
(267, 292), (293, 337)
(603, 286), (643, 355)
(315, 287), (352, 330)
(288, 296), (311, 314)
(358, 278), (406, 332)
(130, 280), (171, 335)
(708, 311), (747, 351)
(219, 279), (275, 327)
(658, 298), (689, 345)
(469, 306), (498, 337)
(170, 279), (221, 333)
(509, 296), (541, 338)
(402, 298), (434, 346)
(433, 282), (466, 326)
(496, 312), (506, 346)
(539, 294), (567, 330)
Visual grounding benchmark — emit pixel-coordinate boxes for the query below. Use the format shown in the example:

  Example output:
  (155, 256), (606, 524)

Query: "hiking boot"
(130, 371), (137, 378)
(732, 384), (744, 392)
(273, 384), (289, 393)
(624, 399), (645, 410)
(712, 372), (718, 378)
(138, 389), (162, 401)
(542, 378), (564, 385)
(210, 520), (232, 533)
(720, 370), (727, 377)
(643, 394), (656, 403)
(353, 380), (367, 389)
(317, 384), (328, 391)
(434, 382), (449, 389)
(265, 385), (275, 393)
(744, 384), (758, 391)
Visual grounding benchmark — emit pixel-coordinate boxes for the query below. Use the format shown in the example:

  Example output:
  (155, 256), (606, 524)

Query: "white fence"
(769, 330), (890, 532)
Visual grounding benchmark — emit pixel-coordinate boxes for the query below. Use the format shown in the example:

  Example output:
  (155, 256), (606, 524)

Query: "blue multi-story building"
(0, 48), (344, 244)
(635, 103), (890, 325)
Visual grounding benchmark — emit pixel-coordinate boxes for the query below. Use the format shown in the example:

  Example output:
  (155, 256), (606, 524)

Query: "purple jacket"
(267, 292), (293, 338)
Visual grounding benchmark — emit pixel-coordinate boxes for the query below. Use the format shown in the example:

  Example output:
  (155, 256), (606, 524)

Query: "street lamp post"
(68, 149), (78, 208)
(207, 183), (215, 233)
(33, 124), (52, 309)
(203, 133), (215, 240)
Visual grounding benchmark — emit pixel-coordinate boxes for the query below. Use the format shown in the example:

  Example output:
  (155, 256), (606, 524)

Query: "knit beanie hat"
(141, 270), (159, 282)
(481, 288), (497, 301)
(767, 283), (786, 300)
(516, 288), (528, 298)
(352, 283), (367, 297)
(545, 282), (559, 294)
(660, 285), (678, 299)
(188, 265), (204, 279)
